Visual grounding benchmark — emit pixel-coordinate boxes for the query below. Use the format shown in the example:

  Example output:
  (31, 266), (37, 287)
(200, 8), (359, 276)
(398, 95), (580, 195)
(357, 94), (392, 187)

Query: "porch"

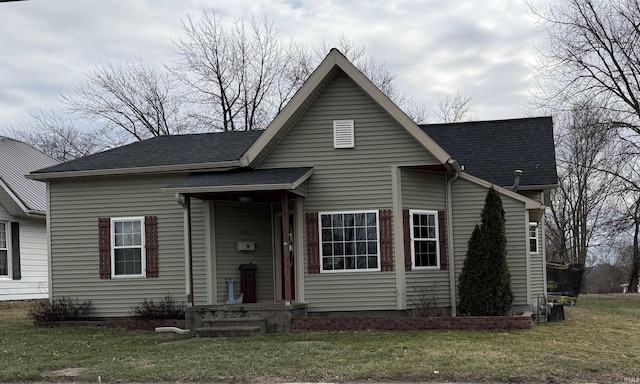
(186, 302), (309, 336)
(162, 167), (313, 325)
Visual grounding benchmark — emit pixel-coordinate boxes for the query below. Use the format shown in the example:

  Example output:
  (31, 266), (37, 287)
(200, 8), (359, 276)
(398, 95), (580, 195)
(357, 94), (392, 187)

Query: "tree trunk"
(629, 217), (640, 293)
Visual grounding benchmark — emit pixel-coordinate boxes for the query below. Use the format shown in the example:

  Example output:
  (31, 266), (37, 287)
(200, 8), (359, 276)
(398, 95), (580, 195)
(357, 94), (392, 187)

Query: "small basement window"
(333, 120), (354, 148)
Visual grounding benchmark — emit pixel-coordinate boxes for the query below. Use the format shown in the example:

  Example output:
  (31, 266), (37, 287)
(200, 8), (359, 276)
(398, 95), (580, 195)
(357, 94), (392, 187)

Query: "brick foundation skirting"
(291, 312), (533, 332)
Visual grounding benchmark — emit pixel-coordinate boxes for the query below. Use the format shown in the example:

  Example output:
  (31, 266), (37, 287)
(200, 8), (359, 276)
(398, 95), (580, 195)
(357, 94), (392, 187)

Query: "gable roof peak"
(241, 48), (453, 168)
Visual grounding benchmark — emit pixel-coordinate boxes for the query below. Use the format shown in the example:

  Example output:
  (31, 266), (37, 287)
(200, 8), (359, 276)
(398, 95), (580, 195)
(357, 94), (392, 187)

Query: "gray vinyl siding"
(451, 178), (529, 307)
(402, 169), (451, 307)
(48, 175), (207, 317)
(214, 201), (274, 304)
(401, 169), (446, 209)
(259, 71), (439, 312)
(530, 220), (545, 301)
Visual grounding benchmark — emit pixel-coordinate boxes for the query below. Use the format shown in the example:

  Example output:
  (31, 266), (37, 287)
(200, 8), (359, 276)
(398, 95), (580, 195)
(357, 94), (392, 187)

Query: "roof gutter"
(27, 160), (243, 181)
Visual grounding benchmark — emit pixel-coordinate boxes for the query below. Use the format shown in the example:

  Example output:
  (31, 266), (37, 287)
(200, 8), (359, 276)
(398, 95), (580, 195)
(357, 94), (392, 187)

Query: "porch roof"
(162, 167), (313, 196)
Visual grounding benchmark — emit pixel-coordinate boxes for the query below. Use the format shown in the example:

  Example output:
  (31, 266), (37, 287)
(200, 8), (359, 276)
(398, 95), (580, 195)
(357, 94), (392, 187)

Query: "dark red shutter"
(438, 210), (448, 270)
(379, 209), (393, 271)
(145, 216), (159, 278)
(306, 212), (320, 274)
(98, 218), (111, 279)
(403, 209), (412, 271)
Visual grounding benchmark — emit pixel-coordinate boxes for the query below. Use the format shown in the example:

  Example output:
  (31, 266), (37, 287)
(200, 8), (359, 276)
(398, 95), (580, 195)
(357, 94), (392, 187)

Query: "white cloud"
(0, 0), (549, 130)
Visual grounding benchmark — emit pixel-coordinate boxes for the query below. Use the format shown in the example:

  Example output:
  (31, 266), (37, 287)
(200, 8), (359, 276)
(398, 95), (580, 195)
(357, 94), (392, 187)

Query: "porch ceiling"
(162, 167), (313, 202)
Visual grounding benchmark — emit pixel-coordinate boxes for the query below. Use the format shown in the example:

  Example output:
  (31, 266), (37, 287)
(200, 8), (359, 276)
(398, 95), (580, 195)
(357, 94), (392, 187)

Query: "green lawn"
(1, 295), (640, 383)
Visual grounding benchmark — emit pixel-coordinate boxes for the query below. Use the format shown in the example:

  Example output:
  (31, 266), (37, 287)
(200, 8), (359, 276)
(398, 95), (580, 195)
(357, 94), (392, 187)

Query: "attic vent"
(333, 120), (354, 148)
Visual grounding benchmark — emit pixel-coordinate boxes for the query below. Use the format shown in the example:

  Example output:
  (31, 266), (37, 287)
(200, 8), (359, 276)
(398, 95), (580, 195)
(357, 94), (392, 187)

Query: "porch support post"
(185, 194), (195, 306)
(281, 191), (292, 303)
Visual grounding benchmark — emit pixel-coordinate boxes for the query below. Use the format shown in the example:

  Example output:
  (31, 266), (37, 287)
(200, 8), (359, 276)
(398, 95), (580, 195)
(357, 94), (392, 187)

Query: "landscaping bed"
(293, 311), (533, 331)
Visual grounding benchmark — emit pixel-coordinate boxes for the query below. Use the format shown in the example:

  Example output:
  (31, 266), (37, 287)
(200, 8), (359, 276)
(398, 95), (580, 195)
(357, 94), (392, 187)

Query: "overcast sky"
(0, 0), (549, 134)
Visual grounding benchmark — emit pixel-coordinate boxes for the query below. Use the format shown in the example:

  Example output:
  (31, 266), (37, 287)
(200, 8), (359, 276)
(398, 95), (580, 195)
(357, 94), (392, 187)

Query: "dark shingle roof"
(32, 130), (263, 174)
(166, 167), (313, 189)
(421, 117), (557, 188)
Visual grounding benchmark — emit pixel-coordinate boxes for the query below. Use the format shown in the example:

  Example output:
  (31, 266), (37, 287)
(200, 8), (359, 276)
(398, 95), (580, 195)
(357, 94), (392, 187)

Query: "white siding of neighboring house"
(0, 203), (48, 301)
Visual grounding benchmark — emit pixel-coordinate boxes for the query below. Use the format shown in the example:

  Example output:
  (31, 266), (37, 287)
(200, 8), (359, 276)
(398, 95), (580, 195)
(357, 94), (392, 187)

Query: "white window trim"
(333, 120), (355, 149)
(111, 217), (146, 278)
(318, 210), (381, 273)
(529, 222), (539, 254)
(0, 221), (11, 279)
(409, 209), (440, 270)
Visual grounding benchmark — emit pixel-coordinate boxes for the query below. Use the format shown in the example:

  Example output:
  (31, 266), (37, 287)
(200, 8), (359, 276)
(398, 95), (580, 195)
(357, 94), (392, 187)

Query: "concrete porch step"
(197, 316), (266, 337)
(195, 325), (263, 338)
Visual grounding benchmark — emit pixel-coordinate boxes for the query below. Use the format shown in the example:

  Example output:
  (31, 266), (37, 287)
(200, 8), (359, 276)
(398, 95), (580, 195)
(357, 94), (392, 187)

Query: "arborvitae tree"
(458, 188), (513, 316)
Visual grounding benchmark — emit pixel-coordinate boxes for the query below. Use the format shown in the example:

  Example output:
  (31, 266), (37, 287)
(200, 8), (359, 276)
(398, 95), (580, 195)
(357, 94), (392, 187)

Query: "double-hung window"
(0, 222), (8, 277)
(529, 222), (538, 254)
(319, 211), (380, 272)
(111, 217), (145, 277)
(410, 210), (439, 269)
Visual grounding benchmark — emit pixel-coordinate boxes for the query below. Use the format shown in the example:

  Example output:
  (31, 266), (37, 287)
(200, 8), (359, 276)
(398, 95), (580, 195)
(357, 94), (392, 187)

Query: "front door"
(275, 213), (295, 301)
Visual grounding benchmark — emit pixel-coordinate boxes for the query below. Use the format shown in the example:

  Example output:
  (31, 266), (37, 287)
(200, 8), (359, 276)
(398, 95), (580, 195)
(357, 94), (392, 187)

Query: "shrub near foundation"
(27, 297), (94, 321)
(130, 294), (185, 319)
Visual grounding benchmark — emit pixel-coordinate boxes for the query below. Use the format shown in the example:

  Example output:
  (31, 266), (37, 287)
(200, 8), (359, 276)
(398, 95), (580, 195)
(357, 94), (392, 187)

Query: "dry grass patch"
(0, 294), (639, 382)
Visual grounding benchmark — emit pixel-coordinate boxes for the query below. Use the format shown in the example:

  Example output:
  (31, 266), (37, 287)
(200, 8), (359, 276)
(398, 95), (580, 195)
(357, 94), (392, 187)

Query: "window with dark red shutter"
(403, 209), (411, 271)
(145, 216), (159, 278)
(438, 210), (448, 270)
(98, 216), (159, 279)
(379, 209), (393, 271)
(98, 218), (111, 279)
(305, 212), (320, 274)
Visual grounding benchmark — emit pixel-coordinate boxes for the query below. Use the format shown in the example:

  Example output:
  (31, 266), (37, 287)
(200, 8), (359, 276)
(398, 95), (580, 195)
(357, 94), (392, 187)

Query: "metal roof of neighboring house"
(0, 136), (60, 214)
(421, 116), (558, 188)
(32, 130), (263, 175)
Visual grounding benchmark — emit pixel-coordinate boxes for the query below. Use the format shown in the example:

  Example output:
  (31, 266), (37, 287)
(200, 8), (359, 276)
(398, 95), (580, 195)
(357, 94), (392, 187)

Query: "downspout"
(446, 169), (460, 316)
(185, 194), (194, 306)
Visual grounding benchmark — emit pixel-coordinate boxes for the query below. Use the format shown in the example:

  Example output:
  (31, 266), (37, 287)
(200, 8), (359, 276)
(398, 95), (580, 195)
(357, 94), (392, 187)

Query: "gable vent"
(333, 120), (355, 148)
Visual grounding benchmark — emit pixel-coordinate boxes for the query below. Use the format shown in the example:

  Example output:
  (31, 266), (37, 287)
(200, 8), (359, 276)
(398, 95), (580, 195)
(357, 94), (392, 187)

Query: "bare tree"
(533, 0), (640, 292)
(62, 59), (188, 142)
(533, 0), (640, 133)
(435, 91), (473, 123)
(171, 11), (306, 131)
(545, 101), (619, 266)
(10, 110), (104, 162)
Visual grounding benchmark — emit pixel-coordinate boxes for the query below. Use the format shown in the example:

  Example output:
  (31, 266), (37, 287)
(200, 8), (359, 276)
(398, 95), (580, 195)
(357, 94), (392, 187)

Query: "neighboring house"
(30, 49), (557, 317)
(0, 136), (59, 300)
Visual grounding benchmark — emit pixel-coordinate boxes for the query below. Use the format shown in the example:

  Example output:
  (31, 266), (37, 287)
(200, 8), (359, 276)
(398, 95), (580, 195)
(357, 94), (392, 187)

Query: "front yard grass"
(1, 295), (640, 382)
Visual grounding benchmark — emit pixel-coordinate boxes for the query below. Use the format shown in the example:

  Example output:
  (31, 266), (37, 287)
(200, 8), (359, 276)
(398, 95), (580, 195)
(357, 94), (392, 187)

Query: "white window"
(333, 120), (355, 148)
(111, 217), (145, 278)
(319, 211), (380, 272)
(0, 222), (8, 277)
(529, 222), (538, 254)
(410, 210), (440, 269)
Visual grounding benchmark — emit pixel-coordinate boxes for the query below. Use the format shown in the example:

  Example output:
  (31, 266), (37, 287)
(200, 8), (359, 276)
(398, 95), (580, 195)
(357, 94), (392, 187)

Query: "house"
(29, 49), (557, 319)
(0, 136), (59, 301)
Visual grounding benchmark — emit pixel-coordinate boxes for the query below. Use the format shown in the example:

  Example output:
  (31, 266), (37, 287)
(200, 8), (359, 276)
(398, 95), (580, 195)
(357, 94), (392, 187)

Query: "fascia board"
(240, 52), (337, 167)
(27, 161), (243, 181)
(161, 168), (313, 195)
(334, 53), (452, 165)
(459, 172), (543, 210)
